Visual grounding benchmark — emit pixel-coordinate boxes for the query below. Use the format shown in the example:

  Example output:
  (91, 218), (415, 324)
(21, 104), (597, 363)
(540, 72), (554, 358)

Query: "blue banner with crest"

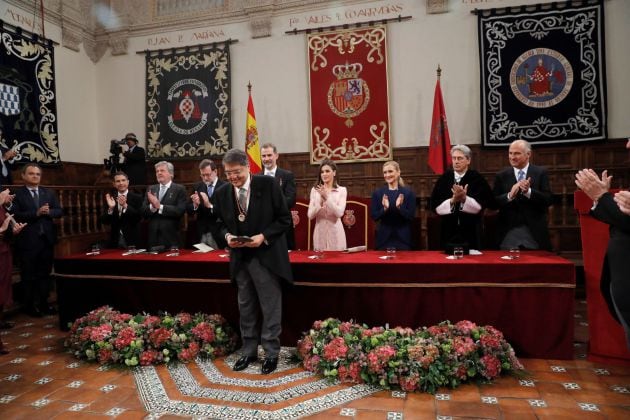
(478, 0), (606, 146)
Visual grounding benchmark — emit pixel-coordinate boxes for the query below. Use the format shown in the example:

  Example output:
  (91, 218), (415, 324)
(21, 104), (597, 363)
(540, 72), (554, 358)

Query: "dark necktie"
(31, 189), (39, 207)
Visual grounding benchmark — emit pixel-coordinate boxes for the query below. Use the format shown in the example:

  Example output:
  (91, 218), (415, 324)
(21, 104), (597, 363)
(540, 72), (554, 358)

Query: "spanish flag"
(427, 74), (452, 175)
(245, 90), (262, 173)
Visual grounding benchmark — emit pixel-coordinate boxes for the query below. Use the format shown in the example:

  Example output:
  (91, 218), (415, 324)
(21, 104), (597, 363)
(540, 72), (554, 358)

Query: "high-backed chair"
(292, 200), (311, 251)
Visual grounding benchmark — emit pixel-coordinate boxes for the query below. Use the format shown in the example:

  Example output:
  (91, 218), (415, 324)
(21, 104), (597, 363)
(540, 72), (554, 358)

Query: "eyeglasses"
(224, 168), (247, 176)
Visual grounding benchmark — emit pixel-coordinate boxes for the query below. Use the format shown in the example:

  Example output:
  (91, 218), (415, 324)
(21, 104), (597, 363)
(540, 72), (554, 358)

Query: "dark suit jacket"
(274, 168), (297, 249)
(213, 175), (293, 284)
(122, 146), (147, 186)
(493, 164), (553, 250)
(12, 186), (63, 252)
(371, 185), (416, 250)
(591, 192), (630, 329)
(142, 182), (187, 249)
(0, 145), (14, 186)
(99, 191), (143, 248)
(187, 179), (226, 248)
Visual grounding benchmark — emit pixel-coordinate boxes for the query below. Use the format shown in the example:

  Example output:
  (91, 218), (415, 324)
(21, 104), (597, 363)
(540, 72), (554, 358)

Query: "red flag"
(428, 78), (452, 175)
(245, 92), (262, 173)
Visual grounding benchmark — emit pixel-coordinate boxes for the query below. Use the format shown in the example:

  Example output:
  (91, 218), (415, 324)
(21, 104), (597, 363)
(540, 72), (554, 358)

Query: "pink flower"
(367, 345), (396, 373)
(399, 373), (420, 392)
(339, 322), (353, 334)
(303, 355), (321, 372)
(480, 334), (502, 351)
(149, 327), (172, 347)
(455, 320), (478, 335)
(480, 354), (501, 379)
(297, 336), (314, 358)
(90, 324), (113, 342)
(140, 349), (159, 366)
(453, 336), (476, 356)
(191, 322), (215, 343)
(114, 327), (136, 350)
(143, 316), (161, 328)
(179, 342), (200, 362)
(323, 337), (348, 361)
(176, 312), (193, 325)
(98, 348), (112, 363)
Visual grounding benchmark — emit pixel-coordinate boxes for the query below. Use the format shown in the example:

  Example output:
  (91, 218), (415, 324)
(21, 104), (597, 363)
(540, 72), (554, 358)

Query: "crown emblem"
(332, 62), (363, 80)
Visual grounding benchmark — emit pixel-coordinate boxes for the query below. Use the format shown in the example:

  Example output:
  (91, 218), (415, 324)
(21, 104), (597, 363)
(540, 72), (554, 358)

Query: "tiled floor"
(0, 300), (629, 419)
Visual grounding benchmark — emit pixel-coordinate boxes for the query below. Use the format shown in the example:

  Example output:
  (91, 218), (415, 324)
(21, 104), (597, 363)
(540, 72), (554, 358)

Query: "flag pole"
(437, 64), (441, 80)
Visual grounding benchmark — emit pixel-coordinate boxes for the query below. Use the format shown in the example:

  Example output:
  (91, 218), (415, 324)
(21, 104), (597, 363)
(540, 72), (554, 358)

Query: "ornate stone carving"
(109, 32), (129, 56)
(249, 15), (272, 39)
(83, 37), (108, 63)
(426, 0), (449, 14)
(61, 26), (82, 51)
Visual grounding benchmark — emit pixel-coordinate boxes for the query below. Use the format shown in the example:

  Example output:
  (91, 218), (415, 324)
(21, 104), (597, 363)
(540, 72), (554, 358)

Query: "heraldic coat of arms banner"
(478, 0), (606, 146)
(0, 26), (60, 164)
(308, 26), (391, 163)
(145, 45), (231, 159)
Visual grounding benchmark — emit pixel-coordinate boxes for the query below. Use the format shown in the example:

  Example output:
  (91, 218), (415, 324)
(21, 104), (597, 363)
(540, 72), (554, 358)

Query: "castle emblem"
(327, 62), (370, 127)
(342, 209), (356, 228)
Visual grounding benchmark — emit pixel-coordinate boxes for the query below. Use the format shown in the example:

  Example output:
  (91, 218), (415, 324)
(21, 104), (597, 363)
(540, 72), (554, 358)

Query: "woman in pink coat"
(307, 159), (347, 251)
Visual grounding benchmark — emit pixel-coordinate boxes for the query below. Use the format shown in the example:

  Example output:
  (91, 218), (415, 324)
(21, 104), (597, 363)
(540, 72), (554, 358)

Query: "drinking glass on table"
(313, 248), (324, 259)
(168, 246), (179, 257)
(509, 247), (520, 260)
(386, 247), (396, 259)
(90, 243), (101, 255)
(453, 247), (464, 259)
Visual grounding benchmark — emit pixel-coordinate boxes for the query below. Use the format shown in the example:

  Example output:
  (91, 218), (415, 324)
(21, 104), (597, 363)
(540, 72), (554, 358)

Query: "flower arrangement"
(65, 306), (239, 366)
(297, 318), (524, 394)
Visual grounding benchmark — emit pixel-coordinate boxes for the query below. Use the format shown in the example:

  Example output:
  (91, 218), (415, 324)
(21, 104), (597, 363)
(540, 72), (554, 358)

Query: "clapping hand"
(395, 193), (404, 208)
(614, 190), (630, 215)
(105, 193), (116, 209)
(147, 190), (160, 208)
(575, 169), (611, 201)
(190, 191), (200, 207)
(382, 194), (389, 210)
(199, 191), (211, 208)
(315, 184), (328, 201)
(451, 184), (468, 203)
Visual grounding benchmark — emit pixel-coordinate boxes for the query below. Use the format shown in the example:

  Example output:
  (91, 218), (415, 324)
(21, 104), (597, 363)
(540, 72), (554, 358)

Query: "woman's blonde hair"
(383, 160), (405, 187)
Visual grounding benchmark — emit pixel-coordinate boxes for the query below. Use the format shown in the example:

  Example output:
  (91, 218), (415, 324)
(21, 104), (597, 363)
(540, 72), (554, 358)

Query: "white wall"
(4, 0), (630, 164)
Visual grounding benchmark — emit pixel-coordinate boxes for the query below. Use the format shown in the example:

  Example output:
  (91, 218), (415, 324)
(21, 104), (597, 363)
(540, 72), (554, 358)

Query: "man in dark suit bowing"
(142, 161), (187, 250)
(213, 148), (292, 374)
(121, 133), (147, 186)
(261, 143), (297, 249)
(493, 139), (553, 250)
(12, 163), (63, 317)
(99, 171), (143, 249)
(188, 159), (226, 249)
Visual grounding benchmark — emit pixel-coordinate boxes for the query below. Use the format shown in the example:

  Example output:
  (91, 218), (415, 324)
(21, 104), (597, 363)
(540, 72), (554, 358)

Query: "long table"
(54, 250), (575, 359)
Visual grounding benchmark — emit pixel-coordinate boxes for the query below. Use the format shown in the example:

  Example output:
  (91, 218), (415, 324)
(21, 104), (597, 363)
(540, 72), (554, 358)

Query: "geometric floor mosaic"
(134, 347), (380, 418)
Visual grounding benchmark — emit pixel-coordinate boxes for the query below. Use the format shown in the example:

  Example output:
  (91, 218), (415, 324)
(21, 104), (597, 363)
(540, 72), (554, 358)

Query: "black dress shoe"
(233, 355), (257, 371)
(261, 357), (278, 374)
(24, 307), (43, 318)
(39, 305), (57, 315)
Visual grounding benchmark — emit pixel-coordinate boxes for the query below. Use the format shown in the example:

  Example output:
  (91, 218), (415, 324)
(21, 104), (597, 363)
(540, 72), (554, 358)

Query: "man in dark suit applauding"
(188, 159), (225, 249)
(12, 163), (63, 316)
(493, 139), (553, 250)
(261, 143), (297, 249)
(142, 161), (187, 250)
(121, 133), (147, 186)
(213, 148), (292, 374)
(100, 171), (142, 249)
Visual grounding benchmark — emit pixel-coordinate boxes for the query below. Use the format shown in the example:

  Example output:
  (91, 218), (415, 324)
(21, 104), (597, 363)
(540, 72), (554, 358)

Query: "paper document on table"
(469, 249), (483, 255)
(193, 243), (214, 253)
(344, 245), (367, 253)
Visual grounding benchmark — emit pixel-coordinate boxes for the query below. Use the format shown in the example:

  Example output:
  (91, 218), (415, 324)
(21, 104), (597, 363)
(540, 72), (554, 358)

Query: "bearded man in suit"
(213, 148), (292, 375)
(188, 159), (226, 249)
(493, 139), (554, 250)
(142, 161), (187, 250)
(11, 163), (63, 317)
(100, 171), (142, 249)
(261, 143), (297, 249)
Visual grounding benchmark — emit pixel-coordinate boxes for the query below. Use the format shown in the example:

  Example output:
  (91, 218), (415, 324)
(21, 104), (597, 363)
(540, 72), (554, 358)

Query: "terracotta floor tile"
(519, 358), (551, 371)
(52, 411), (112, 419)
(346, 395), (405, 411)
(533, 406), (606, 419)
(401, 409), (438, 420)
(354, 410), (395, 419)
(436, 400), (500, 418)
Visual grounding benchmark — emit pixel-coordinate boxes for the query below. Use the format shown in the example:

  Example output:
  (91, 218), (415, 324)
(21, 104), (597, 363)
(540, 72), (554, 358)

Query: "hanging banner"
(145, 45), (231, 159)
(308, 26), (391, 163)
(478, 0), (606, 146)
(0, 26), (60, 164)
